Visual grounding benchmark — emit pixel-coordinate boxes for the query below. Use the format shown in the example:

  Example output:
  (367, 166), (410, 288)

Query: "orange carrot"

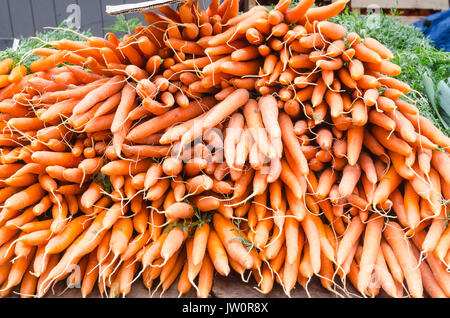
(336, 215), (364, 266)
(358, 214), (384, 294)
(384, 222), (423, 298)
(304, 0), (349, 22)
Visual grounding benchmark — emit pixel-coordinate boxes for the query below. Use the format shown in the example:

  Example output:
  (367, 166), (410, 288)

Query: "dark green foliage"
(104, 15), (142, 39)
(92, 171), (113, 194)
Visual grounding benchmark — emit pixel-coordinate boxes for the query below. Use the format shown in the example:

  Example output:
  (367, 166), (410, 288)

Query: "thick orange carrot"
(372, 166), (402, 207)
(384, 222), (423, 298)
(72, 75), (125, 115)
(336, 215), (364, 266)
(3, 183), (45, 211)
(304, 0), (349, 21)
(374, 249), (403, 298)
(202, 89), (249, 132)
(279, 113), (309, 176)
(213, 214), (253, 269)
(358, 214), (384, 294)
(338, 164), (361, 198)
(127, 97), (214, 141)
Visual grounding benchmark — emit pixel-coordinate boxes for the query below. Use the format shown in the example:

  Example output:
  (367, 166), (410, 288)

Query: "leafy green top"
(231, 218), (253, 251)
(92, 171), (113, 194)
(104, 15), (143, 38)
(0, 20), (92, 71)
(163, 199), (214, 236)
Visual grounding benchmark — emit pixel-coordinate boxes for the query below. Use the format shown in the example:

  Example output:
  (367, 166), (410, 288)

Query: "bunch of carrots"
(0, 0), (448, 298)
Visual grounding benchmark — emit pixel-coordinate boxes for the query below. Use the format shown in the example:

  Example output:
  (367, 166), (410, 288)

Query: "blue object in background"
(414, 9), (450, 52)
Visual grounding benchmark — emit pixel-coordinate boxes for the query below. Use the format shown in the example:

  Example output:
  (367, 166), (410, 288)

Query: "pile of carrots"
(0, 0), (448, 298)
